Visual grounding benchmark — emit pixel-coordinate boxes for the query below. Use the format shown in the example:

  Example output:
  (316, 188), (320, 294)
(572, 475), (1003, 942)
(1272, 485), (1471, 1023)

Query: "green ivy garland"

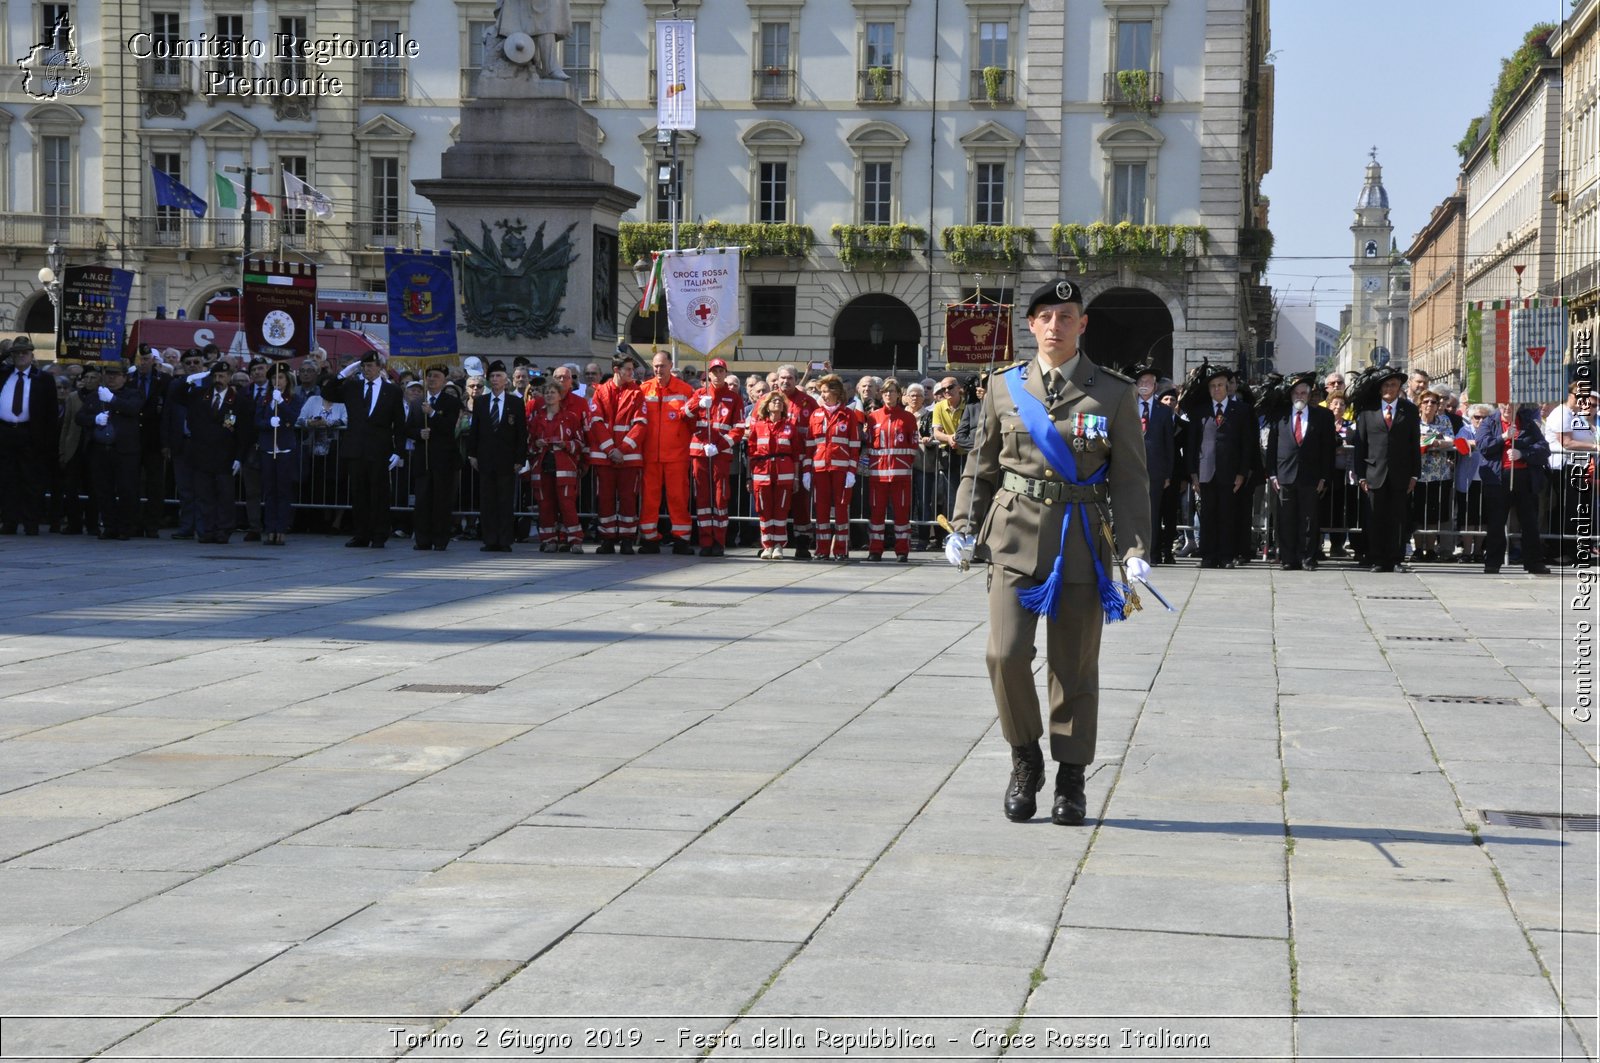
(829, 223), (927, 269)
(1048, 222), (1210, 273)
(618, 222), (816, 264)
(940, 225), (1035, 267)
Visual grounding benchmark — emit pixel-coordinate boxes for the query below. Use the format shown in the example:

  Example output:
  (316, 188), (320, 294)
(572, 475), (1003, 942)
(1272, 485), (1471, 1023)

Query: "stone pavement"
(0, 536), (1594, 1062)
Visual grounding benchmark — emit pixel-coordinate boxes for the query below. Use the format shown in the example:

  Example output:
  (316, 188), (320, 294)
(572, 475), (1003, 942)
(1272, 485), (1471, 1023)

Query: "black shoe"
(345, 537), (369, 548)
(433, 545), (447, 551)
(698, 545), (714, 557)
(1526, 565), (1552, 575)
(1485, 564), (1501, 574)
(793, 546), (812, 561)
(867, 552), (882, 562)
(414, 543), (432, 551)
(1304, 560), (1318, 571)
(708, 544), (724, 557)
(672, 541), (695, 555)
(1052, 763), (1087, 826)
(596, 542), (615, 555)
(1280, 562), (1302, 571)
(243, 531), (261, 542)
(896, 553), (909, 563)
(639, 541), (661, 554)
(143, 530), (160, 539)
(557, 543), (571, 553)
(369, 541), (385, 548)
(619, 541), (635, 555)
(1004, 743), (1046, 822)
(480, 544), (496, 552)
(98, 531), (116, 540)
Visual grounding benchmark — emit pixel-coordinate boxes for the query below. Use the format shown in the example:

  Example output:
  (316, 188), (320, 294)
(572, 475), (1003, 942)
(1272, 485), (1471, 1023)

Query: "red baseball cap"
(708, 358), (728, 370)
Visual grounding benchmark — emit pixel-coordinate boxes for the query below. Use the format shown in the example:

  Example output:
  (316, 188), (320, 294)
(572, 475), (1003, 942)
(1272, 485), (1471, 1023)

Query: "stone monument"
(415, 4), (639, 361)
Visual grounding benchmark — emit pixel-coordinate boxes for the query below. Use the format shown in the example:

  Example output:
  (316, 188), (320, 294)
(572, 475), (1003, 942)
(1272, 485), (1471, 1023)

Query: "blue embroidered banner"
(384, 249), (458, 359)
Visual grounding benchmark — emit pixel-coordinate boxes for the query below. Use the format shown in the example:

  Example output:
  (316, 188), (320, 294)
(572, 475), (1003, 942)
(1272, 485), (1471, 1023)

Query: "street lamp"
(868, 319), (884, 347)
(36, 241), (64, 358)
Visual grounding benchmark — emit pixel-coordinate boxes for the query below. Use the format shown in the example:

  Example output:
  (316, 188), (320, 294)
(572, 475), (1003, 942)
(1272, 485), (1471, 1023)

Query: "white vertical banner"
(656, 20), (696, 131)
(663, 249), (742, 358)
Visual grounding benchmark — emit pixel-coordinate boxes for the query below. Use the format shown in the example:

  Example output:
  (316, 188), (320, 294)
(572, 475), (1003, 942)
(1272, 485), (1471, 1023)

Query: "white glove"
(230, 460), (241, 475)
(186, 371), (208, 385)
(845, 472), (856, 489)
(1126, 557), (1152, 583)
(94, 411), (109, 426)
(269, 416), (281, 428)
(339, 360), (361, 379)
(702, 443), (718, 458)
(802, 472), (812, 491)
(97, 386), (113, 402)
(698, 395), (712, 410)
(271, 389), (283, 404)
(516, 461), (532, 475)
(387, 454), (402, 472)
(944, 531), (976, 568)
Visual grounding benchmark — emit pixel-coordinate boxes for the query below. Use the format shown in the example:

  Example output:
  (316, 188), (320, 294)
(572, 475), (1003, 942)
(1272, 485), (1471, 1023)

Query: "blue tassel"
(1017, 561), (1065, 620)
(1101, 579), (1130, 623)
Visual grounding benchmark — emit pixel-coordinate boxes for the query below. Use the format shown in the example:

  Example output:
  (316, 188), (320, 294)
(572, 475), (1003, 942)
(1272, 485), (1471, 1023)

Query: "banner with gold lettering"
(384, 249), (459, 359)
(945, 302), (1012, 365)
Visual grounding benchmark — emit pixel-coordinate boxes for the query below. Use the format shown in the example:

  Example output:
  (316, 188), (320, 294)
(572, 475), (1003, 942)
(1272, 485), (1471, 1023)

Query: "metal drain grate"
(198, 554), (273, 562)
(395, 683), (500, 695)
(662, 600), (739, 608)
(1481, 810), (1600, 832)
(1417, 694), (1522, 705)
(1388, 635), (1468, 642)
(1364, 595), (1433, 601)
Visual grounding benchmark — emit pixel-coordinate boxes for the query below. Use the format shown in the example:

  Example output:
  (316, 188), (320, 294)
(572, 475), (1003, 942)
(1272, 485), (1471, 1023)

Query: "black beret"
(1025, 279), (1083, 317)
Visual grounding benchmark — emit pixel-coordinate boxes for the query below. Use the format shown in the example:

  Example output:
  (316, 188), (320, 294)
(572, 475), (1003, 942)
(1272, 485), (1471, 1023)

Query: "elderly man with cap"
(1130, 364), (1176, 564)
(183, 360), (251, 543)
(1186, 365), (1253, 568)
(1352, 365), (1420, 572)
(467, 360), (528, 552)
(323, 351), (406, 548)
(0, 336), (60, 535)
(949, 279), (1152, 827)
(408, 364), (464, 551)
(690, 357), (742, 556)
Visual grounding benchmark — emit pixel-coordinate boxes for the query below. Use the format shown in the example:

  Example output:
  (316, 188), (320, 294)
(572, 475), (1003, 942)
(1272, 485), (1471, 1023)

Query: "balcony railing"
(969, 68), (1015, 104)
(360, 63), (406, 100)
(137, 55), (195, 92)
(201, 57), (266, 96)
(0, 213), (108, 248)
(857, 67), (901, 104)
(1102, 69), (1164, 117)
(752, 67), (796, 103)
(343, 219), (423, 252)
(123, 215), (337, 252)
(567, 66), (599, 102)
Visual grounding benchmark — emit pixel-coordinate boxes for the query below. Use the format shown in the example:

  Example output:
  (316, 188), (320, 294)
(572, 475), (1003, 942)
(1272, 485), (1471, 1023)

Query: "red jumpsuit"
(866, 405), (918, 558)
(528, 404), (584, 545)
(807, 403), (866, 559)
(636, 374), (696, 543)
(690, 384), (744, 549)
(744, 416), (803, 551)
(781, 386), (819, 548)
(586, 378), (645, 543)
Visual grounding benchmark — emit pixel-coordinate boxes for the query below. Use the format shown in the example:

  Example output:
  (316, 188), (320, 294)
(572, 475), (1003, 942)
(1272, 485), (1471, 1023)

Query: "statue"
(492, 0), (571, 81)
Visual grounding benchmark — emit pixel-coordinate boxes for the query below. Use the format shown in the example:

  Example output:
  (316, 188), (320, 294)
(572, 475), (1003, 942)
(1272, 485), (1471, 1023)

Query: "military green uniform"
(953, 353), (1152, 765)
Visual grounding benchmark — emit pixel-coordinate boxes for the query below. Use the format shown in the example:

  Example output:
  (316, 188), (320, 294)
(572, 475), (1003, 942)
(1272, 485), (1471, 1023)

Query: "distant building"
(1314, 321), (1339, 368)
(1550, 0), (1598, 369)
(1273, 302), (1317, 374)
(1405, 176), (1468, 388)
(1335, 152), (1408, 374)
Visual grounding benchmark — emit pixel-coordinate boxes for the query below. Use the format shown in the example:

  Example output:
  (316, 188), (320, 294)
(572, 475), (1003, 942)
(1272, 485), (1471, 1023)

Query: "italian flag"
(639, 252), (665, 316)
(214, 171), (274, 214)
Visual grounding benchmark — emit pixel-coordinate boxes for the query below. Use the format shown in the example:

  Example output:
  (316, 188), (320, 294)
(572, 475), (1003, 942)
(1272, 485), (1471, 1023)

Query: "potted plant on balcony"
(867, 65), (892, 101)
(981, 66), (1006, 104)
(1115, 68), (1158, 119)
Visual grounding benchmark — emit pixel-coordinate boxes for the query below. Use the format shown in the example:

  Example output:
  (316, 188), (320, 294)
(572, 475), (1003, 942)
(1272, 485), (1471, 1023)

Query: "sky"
(1261, 0), (1574, 328)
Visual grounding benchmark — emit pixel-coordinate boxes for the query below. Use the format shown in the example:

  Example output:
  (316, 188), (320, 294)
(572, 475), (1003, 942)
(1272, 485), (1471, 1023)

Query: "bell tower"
(1349, 148), (1393, 364)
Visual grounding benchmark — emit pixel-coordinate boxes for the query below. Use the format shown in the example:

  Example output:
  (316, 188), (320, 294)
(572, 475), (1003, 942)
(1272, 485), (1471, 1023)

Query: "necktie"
(1140, 400), (1149, 433)
(364, 382), (373, 411)
(1384, 404), (1392, 428)
(213, 391), (222, 412)
(1215, 403), (1224, 426)
(9, 372), (22, 417)
(1294, 411), (1304, 445)
(493, 396), (502, 423)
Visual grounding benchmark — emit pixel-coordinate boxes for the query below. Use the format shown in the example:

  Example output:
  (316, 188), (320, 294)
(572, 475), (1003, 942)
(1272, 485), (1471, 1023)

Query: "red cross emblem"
(693, 302), (714, 324)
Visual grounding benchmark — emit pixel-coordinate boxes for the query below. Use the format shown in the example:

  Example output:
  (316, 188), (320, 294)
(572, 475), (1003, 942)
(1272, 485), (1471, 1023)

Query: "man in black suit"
(1132, 365), (1176, 565)
(1186, 366), (1253, 568)
(323, 351), (406, 548)
(163, 349), (208, 538)
(467, 360), (528, 552)
(76, 361), (147, 539)
(183, 360), (250, 543)
(1266, 375), (1336, 571)
(0, 337), (61, 535)
(1353, 367), (1421, 572)
(408, 364), (463, 551)
(126, 344), (168, 536)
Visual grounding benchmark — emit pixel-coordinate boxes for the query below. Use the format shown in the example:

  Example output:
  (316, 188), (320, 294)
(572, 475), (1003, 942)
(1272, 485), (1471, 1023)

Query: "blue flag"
(151, 166), (207, 218)
(384, 249), (458, 359)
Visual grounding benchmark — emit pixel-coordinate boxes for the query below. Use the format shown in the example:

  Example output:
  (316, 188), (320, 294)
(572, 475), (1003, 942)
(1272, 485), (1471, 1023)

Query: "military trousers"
(985, 565), (1102, 766)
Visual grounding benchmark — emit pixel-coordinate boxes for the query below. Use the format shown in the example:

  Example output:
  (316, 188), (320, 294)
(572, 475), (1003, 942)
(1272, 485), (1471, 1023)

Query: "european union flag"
(150, 166), (207, 218)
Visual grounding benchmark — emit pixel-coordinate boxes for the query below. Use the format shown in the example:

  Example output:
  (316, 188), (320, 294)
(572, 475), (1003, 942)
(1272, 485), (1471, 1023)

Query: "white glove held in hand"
(1126, 557), (1152, 583)
(271, 389), (283, 404)
(698, 395), (712, 410)
(339, 360), (361, 379)
(801, 472), (812, 492)
(269, 416), (281, 429)
(387, 454), (402, 472)
(844, 472), (856, 489)
(945, 532), (976, 568)
(97, 386), (113, 402)
(230, 460), (241, 475)
(702, 444), (718, 458)
(94, 411), (109, 426)
(186, 371), (208, 385)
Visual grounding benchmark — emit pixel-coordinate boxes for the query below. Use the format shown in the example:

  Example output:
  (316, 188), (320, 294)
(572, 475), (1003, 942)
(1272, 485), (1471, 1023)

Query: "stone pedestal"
(414, 74), (639, 363)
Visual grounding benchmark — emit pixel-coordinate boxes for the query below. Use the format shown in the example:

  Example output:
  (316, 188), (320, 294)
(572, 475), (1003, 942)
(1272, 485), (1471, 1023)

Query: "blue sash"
(1003, 364), (1127, 623)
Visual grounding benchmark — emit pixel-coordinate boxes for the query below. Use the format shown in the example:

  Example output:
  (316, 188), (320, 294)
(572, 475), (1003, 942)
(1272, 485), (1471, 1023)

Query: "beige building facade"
(1404, 176), (1467, 387)
(1551, 0), (1598, 368)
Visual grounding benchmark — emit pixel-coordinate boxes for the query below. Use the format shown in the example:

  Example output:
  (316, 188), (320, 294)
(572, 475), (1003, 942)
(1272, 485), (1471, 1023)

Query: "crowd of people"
(0, 333), (1591, 573)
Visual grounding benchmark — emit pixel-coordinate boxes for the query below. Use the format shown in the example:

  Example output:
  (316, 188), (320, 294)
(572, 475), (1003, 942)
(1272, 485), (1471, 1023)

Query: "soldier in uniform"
(950, 279), (1152, 826)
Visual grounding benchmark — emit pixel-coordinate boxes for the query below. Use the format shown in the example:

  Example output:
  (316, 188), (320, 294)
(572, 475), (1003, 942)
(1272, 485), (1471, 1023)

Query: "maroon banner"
(945, 303), (1012, 365)
(242, 259), (317, 360)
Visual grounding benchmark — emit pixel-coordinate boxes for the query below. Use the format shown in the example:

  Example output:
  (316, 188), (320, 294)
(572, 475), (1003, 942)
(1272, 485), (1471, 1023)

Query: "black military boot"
(1052, 763), (1087, 826)
(1004, 743), (1046, 822)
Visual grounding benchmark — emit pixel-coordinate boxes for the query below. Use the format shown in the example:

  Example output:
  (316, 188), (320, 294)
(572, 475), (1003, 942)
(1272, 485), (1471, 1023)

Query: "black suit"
(184, 385), (251, 541)
(1187, 399), (1254, 567)
(1267, 405), (1336, 567)
(467, 388), (528, 549)
(1137, 396), (1176, 562)
(0, 363), (61, 533)
(75, 384), (145, 537)
(324, 373), (406, 546)
(126, 370), (167, 533)
(407, 389), (463, 549)
(1353, 400), (1422, 569)
(163, 375), (203, 536)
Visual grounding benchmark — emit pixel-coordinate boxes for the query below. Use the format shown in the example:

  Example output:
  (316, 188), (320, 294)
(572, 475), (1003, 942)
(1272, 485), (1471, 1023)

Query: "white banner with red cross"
(662, 248), (742, 359)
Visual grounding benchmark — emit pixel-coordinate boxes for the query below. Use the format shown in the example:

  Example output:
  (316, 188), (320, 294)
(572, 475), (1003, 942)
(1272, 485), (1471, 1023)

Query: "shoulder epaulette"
(1099, 365), (1134, 385)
